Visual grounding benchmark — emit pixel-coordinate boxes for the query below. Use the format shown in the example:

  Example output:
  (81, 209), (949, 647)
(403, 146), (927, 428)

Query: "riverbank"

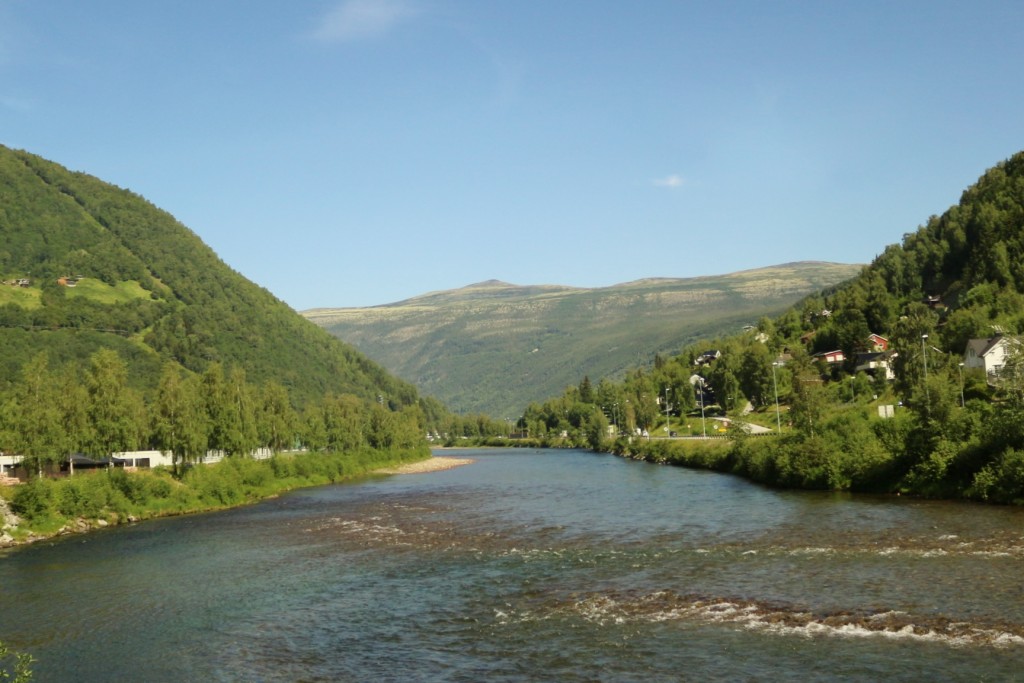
(375, 456), (475, 474)
(0, 447), (431, 551)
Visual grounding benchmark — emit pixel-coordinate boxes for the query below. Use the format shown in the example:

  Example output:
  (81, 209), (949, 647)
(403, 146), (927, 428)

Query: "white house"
(854, 351), (896, 380)
(0, 454), (22, 479)
(964, 335), (1019, 377)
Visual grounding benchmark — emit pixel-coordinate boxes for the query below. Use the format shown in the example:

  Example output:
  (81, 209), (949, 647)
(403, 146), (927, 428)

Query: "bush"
(145, 475), (173, 500)
(967, 447), (1024, 503)
(10, 478), (55, 521)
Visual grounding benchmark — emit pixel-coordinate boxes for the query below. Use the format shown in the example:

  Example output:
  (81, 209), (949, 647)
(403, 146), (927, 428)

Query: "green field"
(63, 278), (154, 304)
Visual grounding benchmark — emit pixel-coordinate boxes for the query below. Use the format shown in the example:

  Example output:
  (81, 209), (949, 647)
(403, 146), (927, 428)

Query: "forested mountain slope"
(304, 263), (862, 417)
(524, 150), (1024, 504)
(804, 150), (1024, 357)
(0, 145), (425, 412)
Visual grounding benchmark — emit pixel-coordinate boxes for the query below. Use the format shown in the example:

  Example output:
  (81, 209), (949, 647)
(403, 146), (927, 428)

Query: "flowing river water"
(3, 448), (1024, 681)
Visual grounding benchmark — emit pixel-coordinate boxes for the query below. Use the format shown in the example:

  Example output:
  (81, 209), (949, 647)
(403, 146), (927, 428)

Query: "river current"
(3, 448), (1024, 681)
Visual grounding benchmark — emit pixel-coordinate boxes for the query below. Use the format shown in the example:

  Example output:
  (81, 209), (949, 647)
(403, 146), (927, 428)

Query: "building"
(813, 349), (845, 365)
(695, 350), (721, 366)
(854, 351), (896, 380)
(867, 334), (889, 352)
(964, 335), (1019, 378)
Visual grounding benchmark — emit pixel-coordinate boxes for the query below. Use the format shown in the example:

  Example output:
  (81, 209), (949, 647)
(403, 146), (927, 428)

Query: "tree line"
(0, 348), (427, 477)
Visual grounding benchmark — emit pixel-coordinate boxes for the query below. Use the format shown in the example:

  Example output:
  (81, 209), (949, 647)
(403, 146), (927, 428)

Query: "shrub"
(10, 478), (55, 521)
(967, 447), (1024, 503)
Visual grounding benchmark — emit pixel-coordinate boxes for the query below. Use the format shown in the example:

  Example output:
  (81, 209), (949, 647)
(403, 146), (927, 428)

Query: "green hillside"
(304, 262), (862, 417)
(0, 145), (428, 412)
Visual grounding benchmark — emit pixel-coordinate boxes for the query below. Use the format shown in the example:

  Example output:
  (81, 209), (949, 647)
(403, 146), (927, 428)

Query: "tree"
(738, 344), (774, 408)
(301, 404), (327, 452)
(55, 364), (90, 457)
(224, 366), (258, 456)
(202, 363), (231, 456)
(84, 349), (141, 460)
(258, 381), (297, 454)
(152, 362), (208, 475)
(201, 363), (259, 456)
(889, 303), (939, 399)
(578, 375), (595, 404)
(366, 403), (396, 450)
(832, 308), (871, 370)
(322, 393), (365, 452)
(788, 352), (827, 438)
(7, 353), (67, 476)
(585, 408), (609, 450)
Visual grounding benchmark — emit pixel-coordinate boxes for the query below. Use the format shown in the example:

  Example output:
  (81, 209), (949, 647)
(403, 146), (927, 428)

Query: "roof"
(66, 453), (128, 466)
(965, 335), (1010, 358)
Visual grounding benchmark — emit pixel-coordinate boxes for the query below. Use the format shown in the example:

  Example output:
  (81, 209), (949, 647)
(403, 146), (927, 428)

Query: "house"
(813, 350), (845, 364)
(867, 334), (889, 352)
(695, 350), (721, 366)
(689, 374), (715, 405)
(964, 335), (1019, 377)
(854, 351), (895, 380)
(0, 454), (22, 481)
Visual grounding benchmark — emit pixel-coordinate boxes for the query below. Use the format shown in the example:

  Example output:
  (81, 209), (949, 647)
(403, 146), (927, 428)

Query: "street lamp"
(958, 362), (965, 408)
(664, 386), (671, 436)
(698, 379), (707, 438)
(921, 334), (930, 417)
(771, 361), (782, 434)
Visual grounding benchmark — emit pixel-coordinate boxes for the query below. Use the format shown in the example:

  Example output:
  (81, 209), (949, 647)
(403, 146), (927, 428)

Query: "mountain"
(0, 145), (425, 413)
(303, 262), (863, 417)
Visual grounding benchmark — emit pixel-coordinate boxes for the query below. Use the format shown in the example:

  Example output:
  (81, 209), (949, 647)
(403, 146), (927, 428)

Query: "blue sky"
(3, 1), (1023, 310)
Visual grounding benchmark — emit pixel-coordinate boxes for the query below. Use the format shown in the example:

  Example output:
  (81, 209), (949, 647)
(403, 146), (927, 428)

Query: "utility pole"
(921, 334), (930, 418)
(771, 362), (782, 434)
(664, 386), (671, 436)
(699, 379), (706, 438)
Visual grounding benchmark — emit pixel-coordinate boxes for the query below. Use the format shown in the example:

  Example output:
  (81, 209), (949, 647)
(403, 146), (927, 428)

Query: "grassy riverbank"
(0, 446), (430, 547)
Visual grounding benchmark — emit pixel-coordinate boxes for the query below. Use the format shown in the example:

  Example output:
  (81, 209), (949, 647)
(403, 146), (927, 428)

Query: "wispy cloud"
(653, 174), (685, 188)
(311, 0), (420, 43)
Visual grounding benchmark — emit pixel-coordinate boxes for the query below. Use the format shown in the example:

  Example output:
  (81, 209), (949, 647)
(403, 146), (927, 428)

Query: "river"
(2, 448), (1024, 681)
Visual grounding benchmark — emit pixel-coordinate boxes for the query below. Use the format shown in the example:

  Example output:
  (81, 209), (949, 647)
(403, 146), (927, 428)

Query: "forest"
(0, 345), (431, 541)
(0, 145), (446, 422)
(517, 151), (1024, 503)
(0, 144), (453, 537)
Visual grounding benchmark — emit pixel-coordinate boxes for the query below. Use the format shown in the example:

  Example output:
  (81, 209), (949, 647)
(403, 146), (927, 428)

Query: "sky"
(3, 1), (1024, 310)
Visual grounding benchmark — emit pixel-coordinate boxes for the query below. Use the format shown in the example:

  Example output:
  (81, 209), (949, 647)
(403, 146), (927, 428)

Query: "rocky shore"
(0, 496), (20, 546)
(375, 456), (475, 475)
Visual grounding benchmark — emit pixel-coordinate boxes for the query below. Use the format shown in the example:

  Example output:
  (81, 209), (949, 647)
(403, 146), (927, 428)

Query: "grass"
(0, 284), (41, 309)
(64, 278), (153, 304)
(1, 446), (430, 544)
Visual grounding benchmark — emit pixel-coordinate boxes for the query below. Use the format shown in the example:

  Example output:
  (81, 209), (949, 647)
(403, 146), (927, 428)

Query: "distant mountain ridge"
(304, 262), (863, 417)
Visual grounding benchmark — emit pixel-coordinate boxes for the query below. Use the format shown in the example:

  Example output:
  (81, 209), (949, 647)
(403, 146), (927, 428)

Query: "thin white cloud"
(653, 174), (685, 188)
(311, 0), (420, 43)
